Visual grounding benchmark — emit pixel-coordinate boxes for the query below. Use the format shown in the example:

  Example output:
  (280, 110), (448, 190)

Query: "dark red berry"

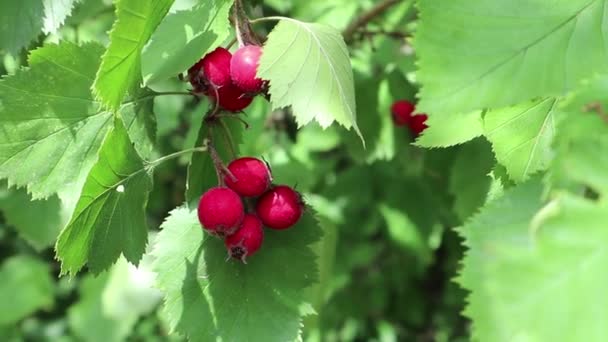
(225, 157), (272, 197)
(256, 185), (303, 230)
(224, 214), (264, 262)
(391, 100), (415, 126)
(198, 187), (244, 237)
(409, 113), (428, 137)
(208, 83), (253, 112)
(230, 45), (264, 93)
(188, 47), (232, 93)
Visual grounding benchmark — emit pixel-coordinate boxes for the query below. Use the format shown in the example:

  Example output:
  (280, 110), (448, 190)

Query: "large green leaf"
(484, 98), (557, 182)
(56, 117), (153, 275)
(0, 41), (158, 204)
(0, 1), (43, 54)
(0, 256), (54, 325)
(152, 206), (322, 342)
(93, 0), (174, 109)
(0, 186), (68, 250)
(459, 178), (608, 341)
(415, 0), (608, 116)
(142, 0), (232, 85)
(42, 0), (79, 34)
(258, 18), (361, 140)
(416, 110), (483, 148)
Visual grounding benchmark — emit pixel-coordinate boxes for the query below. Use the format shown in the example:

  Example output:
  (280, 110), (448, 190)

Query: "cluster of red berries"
(391, 100), (428, 137)
(197, 157), (304, 262)
(188, 45), (265, 112)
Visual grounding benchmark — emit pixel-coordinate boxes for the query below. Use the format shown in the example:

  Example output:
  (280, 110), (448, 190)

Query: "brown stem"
(231, 0), (261, 46)
(206, 131), (236, 185)
(342, 0), (402, 43)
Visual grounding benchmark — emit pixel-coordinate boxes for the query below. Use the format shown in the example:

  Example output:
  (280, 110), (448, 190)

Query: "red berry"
(225, 157), (272, 197)
(256, 185), (303, 230)
(208, 83), (253, 112)
(409, 113), (428, 136)
(230, 45), (264, 93)
(391, 100), (415, 126)
(224, 214), (264, 262)
(197, 187), (244, 237)
(188, 47), (232, 92)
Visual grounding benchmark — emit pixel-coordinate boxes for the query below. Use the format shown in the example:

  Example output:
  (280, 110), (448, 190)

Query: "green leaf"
(141, 0), (232, 85)
(42, 0), (79, 34)
(0, 186), (68, 250)
(0, 1), (43, 54)
(416, 110), (483, 148)
(415, 0), (608, 116)
(152, 206), (322, 342)
(93, 0), (174, 109)
(459, 177), (608, 341)
(56, 117), (153, 275)
(122, 87), (158, 159)
(484, 98), (557, 182)
(258, 18), (361, 141)
(185, 117), (243, 206)
(0, 255), (54, 325)
(0, 42), (112, 201)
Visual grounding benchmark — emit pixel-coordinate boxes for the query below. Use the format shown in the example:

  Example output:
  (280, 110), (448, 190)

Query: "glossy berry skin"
(409, 113), (428, 137)
(198, 187), (244, 237)
(256, 185), (303, 230)
(230, 45), (264, 93)
(188, 47), (232, 93)
(224, 157), (272, 197)
(208, 83), (253, 112)
(391, 100), (415, 126)
(225, 214), (264, 262)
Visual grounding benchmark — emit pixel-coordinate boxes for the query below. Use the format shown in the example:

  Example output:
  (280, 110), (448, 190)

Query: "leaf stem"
(147, 146), (208, 169)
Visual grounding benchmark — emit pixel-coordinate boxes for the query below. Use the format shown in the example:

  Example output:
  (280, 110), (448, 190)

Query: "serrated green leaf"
(152, 206), (322, 342)
(142, 0), (232, 85)
(42, 0), (79, 34)
(185, 117), (243, 206)
(416, 110), (483, 148)
(93, 0), (174, 109)
(484, 98), (557, 182)
(459, 177), (608, 341)
(258, 18), (361, 141)
(0, 186), (68, 250)
(0, 255), (54, 325)
(0, 1), (43, 54)
(415, 0), (608, 116)
(56, 117), (152, 275)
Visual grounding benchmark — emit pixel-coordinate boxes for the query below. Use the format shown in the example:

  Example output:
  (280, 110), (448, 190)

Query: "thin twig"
(342, 0), (402, 43)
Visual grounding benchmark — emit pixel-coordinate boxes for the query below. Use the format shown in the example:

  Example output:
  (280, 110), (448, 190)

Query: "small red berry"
(188, 47), (232, 93)
(391, 100), (415, 126)
(409, 113), (428, 137)
(230, 45), (264, 93)
(224, 214), (264, 262)
(256, 185), (303, 230)
(225, 157), (272, 197)
(208, 83), (253, 112)
(198, 187), (244, 237)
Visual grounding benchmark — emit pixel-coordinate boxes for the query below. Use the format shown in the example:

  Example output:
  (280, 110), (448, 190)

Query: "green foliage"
(93, 0), (174, 109)
(0, 1), (43, 54)
(56, 117), (152, 275)
(416, 110), (483, 148)
(258, 18), (361, 140)
(142, 0), (233, 85)
(152, 206), (321, 342)
(484, 98), (557, 182)
(42, 0), (80, 34)
(0, 255), (54, 325)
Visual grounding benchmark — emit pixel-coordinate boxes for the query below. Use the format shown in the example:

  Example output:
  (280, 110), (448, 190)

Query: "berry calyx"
(197, 187), (244, 237)
(208, 83), (253, 112)
(256, 185), (303, 230)
(224, 214), (264, 262)
(225, 157), (272, 197)
(409, 113), (428, 137)
(391, 100), (415, 126)
(230, 45), (264, 93)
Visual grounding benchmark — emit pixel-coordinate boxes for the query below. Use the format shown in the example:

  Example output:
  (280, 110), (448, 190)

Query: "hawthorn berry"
(189, 47), (233, 90)
(198, 187), (244, 237)
(409, 113), (428, 137)
(224, 214), (264, 262)
(391, 100), (416, 126)
(230, 45), (264, 93)
(208, 83), (253, 112)
(256, 185), (303, 230)
(225, 157), (272, 197)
